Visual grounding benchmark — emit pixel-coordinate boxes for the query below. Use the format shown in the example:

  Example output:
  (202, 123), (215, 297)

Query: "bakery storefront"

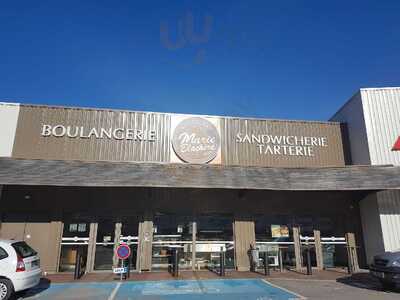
(0, 102), (399, 274)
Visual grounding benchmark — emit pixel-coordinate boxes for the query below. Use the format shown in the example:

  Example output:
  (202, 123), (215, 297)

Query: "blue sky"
(0, 0), (399, 120)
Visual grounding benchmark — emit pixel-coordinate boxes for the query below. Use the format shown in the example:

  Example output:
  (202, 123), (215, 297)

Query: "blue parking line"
(22, 279), (302, 300)
(22, 282), (118, 300)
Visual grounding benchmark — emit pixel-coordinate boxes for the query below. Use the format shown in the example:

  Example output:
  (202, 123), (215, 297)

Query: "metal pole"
(74, 247), (81, 280)
(220, 246), (225, 276)
(192, 222), (197, 271)
(120, 259), (123, 281)
(278, 248), (283, 272)
(174, 249), (179, 277)
(347, 246), (353, 274)
(127, 250), (132, 279)
(264, 251), (270, 276)
(306, 245), (312, 275)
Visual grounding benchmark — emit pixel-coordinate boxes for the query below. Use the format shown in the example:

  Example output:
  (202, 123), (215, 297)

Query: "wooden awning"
(0, 158), (399, 191)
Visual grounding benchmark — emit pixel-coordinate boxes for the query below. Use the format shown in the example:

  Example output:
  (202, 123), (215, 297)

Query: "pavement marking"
(267, 277), (340, 282)
(107, 282), (122, 300)
(262, 279), (307, 300)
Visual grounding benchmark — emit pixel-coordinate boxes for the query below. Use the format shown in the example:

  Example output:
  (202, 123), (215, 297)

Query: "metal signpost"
(114, 244), (131, 281)
(219, 246), (225, 276)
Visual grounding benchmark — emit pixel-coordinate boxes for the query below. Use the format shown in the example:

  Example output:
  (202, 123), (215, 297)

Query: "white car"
(0, 240), (42, 300)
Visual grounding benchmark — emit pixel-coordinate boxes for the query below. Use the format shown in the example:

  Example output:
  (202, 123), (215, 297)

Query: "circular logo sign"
(172, 117), (220, 164)
(116, 244), (131, 260)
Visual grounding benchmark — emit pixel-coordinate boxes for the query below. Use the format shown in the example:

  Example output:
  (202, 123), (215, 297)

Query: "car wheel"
(0, 279), (13, 300)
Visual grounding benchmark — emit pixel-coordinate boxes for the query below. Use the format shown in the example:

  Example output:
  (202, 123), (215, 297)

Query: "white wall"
(331, 87), (400, 262)
(330, 91), (379, 263)
(377, 191), (400, 252)
(361, 88), (400, 166)
(0, 102), (20, 157)
(359, 193), (385, 264)
(330, 91), (371, 165)
(360, 88), (400, 253)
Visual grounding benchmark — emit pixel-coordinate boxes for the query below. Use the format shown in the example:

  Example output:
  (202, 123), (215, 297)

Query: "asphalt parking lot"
(17, 276), (399, 300)
(19, 279), (301, 300)
(268, 277), (400, 300)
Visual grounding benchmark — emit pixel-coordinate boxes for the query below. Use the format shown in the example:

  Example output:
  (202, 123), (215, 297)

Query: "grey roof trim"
(0, 158), (399, 191)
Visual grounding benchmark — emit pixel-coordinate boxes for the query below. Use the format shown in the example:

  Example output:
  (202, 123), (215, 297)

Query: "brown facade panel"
(221, 118), (345, 167)
(0, 222), (61, 273)
(138, 220), (153, 271)
(12, 105), (171, 163)
(10, 104), (346, 168)
(233, 219), (256, 271)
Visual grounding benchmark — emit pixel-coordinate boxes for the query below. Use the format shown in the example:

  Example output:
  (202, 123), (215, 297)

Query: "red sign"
(116, 244), (131, 260)
(392, 137), (400, 151)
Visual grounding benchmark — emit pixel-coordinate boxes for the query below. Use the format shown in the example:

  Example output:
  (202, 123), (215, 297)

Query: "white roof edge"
(331, 87), (400, 121)
(0, 101), (20, 106)
(360, 87), (400, 91)
(0, 101), (341, 126)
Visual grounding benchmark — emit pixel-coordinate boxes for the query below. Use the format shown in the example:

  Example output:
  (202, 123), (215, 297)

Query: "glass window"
(255, 215), (293, 242)
(196, 214), (234, 270)
(94, 220), (116, 270)
(12, 242), (37, 258)
(255, 215), (295, 269)
(152, 215), (193, 271)
(63, 221), (89, 238)
(0, 247), (8, 260)
(59, 220), (90, 272)
(120, 217), (140, 271)
(196, 215), (233, 241)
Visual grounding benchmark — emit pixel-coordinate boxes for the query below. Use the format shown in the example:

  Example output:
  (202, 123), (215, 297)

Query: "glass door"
(195, 215), (234, 270)
(255, 215), (295, 271)
(94, 219), (115, 270)
(59, 221), (90, 272)
(120, 218), (139, 271)
(152, 215), (193, 271)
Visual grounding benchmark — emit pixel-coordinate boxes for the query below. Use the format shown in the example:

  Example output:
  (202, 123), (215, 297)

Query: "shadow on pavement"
(337, 272), (400, 293)
(14, 278), (51, 299)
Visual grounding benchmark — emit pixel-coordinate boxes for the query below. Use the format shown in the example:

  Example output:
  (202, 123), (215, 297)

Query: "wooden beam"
(234, 218), (255, 271)
(138, 220), (153, 271)
(86, 223), (98, 273)
(0, 158), (399, 191)
(293, 227), (302, 272)
(313, 229), (323, 270)
(113, 223), (122, 267)
(346, 232), (360, 273)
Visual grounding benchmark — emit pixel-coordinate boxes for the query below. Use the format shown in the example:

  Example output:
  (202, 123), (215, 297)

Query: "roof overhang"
(0, 158), (399, 191)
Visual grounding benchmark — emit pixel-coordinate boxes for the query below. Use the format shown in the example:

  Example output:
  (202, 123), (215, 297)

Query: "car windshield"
(12, 241), (37, 258)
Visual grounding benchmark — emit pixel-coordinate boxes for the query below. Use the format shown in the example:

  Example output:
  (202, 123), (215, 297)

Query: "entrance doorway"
(59, 221), (89, 272)
(120, 218), (139, 271)
(150, 214), (235, 271)
(94, 219), (115, 270)
(152, 215), (193, 270)
(196, 215), (234, 270)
